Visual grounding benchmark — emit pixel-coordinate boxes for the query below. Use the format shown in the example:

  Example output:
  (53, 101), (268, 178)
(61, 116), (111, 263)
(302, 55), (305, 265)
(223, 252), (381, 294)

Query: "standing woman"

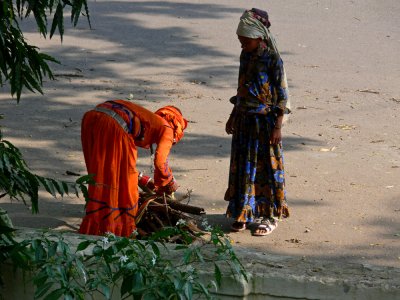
(225, 8), (290, 236)
(79, 100), (187, 237)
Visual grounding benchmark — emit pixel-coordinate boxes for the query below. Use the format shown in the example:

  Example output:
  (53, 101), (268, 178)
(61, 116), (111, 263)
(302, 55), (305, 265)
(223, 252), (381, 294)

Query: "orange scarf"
(155, 106), (188, 143)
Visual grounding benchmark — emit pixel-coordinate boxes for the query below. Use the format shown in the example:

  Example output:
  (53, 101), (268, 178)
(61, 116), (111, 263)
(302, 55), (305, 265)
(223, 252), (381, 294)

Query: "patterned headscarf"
(155, 106), (188, 143)
(236, 8), (291, 113)
(236, 8), (281, 59)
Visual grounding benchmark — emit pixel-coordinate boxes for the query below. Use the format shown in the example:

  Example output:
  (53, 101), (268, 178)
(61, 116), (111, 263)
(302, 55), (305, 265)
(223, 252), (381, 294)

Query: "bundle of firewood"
(136, 188), (208, 244)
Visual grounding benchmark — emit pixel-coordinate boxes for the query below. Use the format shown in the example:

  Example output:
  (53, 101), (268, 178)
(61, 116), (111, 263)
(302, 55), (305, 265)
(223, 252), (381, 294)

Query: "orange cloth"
(154, 106), (188, 143)
(79, 100), (176, 237)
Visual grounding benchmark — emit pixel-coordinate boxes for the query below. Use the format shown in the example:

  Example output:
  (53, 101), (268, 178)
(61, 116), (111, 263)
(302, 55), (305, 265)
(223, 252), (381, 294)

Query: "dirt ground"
(1, 0), (399, 268)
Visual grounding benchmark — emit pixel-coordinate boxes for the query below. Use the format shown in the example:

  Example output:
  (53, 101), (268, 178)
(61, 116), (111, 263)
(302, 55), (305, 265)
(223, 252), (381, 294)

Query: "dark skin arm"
(270, 112), (283, 145)
(225, 106), (237, 135)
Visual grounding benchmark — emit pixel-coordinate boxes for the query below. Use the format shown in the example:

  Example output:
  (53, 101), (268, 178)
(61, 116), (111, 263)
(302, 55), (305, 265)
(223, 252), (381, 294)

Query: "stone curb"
(1, 228), (399, 299)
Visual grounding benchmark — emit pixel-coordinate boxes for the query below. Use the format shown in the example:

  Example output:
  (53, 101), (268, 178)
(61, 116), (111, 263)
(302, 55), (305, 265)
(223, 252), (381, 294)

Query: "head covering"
(236, 8), (291, 113)
(250, 8), (271, 28)
(155, 106), (188, 143)
(236, 8), (281, 59)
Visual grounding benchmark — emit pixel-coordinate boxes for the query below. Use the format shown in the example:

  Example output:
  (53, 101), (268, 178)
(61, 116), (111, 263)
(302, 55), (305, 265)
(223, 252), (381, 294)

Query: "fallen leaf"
(370, 140), (384, 143)
(285, 238), (301, 243)
(333, 124), (356, 130)
(190, 80), (206, 85)
(357, 89), (380, 94)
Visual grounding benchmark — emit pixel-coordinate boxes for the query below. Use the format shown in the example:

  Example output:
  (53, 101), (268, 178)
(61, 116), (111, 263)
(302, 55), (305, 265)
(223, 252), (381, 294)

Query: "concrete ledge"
(209, 247), (400, 299)
(1, 228), (399, 299)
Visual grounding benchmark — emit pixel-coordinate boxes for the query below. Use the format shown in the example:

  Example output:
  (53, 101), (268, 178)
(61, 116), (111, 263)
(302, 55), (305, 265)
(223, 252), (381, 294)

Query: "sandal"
(252, 219), (278, 236)
(230, 221), (246, 232)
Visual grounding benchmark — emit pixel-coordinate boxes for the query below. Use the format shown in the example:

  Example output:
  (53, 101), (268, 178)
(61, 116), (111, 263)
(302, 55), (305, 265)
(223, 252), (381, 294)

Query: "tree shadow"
(0, 200), (83, 231)
(16, 1), (243, 89)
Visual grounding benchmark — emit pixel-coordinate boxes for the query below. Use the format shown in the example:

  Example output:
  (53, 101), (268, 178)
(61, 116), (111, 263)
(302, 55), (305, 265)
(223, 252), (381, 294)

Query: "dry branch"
(136, 190), (207, 243)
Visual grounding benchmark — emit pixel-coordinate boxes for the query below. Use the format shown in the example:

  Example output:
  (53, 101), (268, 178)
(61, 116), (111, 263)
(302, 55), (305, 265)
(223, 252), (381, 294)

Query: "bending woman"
(79, 100), (187, 237)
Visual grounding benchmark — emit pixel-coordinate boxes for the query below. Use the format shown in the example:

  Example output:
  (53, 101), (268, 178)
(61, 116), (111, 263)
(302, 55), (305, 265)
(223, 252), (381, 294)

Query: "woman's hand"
(156, 177), (178, 195)
(271, 112), (284, 145)
(226, 107), (237, 135)
(225, 114), (236, 135)
(270, 127), (282, 145)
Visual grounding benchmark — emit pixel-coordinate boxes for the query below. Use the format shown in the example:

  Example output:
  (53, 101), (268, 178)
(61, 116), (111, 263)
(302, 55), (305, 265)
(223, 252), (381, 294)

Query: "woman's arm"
(225, 106), (237, 135)
(270, 56), (288, 145)
(153, 131), (174, 188)
(270, 110), (283, 145)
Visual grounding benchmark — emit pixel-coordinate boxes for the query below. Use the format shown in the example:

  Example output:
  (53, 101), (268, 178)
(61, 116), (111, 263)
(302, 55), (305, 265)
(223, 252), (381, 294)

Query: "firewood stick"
(152, 198), (205, 215)
(153, 213), (167, 228)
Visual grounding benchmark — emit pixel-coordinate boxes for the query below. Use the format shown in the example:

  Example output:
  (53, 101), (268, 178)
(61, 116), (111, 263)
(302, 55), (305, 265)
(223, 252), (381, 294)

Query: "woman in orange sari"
(79, 100), (187, 237)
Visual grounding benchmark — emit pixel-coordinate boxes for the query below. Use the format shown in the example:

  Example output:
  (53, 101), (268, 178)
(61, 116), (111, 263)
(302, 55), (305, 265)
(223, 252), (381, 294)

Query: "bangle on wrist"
(274, 124), (282, 129)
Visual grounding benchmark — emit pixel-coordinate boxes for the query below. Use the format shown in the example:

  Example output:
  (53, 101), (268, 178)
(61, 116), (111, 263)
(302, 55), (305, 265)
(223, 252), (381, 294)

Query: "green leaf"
(76, 174), (94, 185)
(57, 264), (68, 285)
(149, 227), (176, 241)
(114, 238), (130, 251)
(133, 272), (144, 291)
(14, 61), (22, 100)
(33, 240), (45, 261)
(64, 293), (74, 300)
(76, 240), (91, 252)
(62, 181), (69, 194)
(34, 281), (54, 299)
(48, 242), (58, 257)
(50, 179), (63, 196)
(33, 269), (48, 287)
(196, 282), (210, 298)
(184, 282), (193, 300)
(183, 249), (193, 264)
(99, 283), (111, 300)
(194, 248), (205, 263)
(214, 263), (222, 287)
(43, 288), (65, 300)
(50, 3), (64, 40)
(37, 177), (53, 196)
(120, 275), (134, 296)
(174, 245), (188, 250)
(92, 245), (103, 256)
(150, 242), (160, 257)
(23, 70), (43, 94)
(71, 0), (83, 26)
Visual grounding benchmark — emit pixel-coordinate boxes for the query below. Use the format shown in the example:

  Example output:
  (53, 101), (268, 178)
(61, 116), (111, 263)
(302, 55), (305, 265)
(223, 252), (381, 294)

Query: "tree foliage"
(0, 0), (91, 101)
(0, 0), (92, 290)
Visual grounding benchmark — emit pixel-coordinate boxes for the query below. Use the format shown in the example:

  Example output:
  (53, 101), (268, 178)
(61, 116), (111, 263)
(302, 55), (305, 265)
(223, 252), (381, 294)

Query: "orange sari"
(79, 100), (174, 237)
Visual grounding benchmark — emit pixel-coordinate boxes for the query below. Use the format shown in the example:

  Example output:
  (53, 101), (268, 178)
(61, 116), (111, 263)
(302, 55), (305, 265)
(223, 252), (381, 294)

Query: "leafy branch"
(8, 224), (248, 300)
(0, 0), (91, 101)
